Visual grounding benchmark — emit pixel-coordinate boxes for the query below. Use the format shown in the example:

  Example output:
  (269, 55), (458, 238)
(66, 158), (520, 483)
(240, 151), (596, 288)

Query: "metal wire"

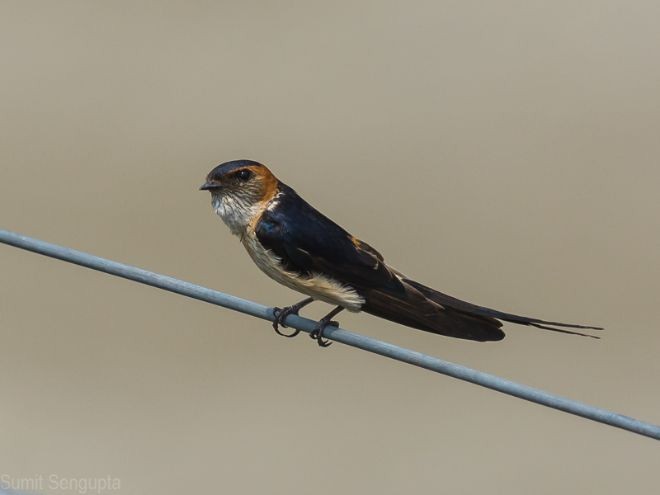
(1, 228), (658, 441)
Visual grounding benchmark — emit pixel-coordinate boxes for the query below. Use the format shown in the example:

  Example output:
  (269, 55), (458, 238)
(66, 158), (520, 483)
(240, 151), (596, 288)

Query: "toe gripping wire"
(273, 298), (344, 347)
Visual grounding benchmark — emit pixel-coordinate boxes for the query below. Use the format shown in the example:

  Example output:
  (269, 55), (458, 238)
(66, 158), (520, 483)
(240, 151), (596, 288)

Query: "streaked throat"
(212, 195), (261, 236)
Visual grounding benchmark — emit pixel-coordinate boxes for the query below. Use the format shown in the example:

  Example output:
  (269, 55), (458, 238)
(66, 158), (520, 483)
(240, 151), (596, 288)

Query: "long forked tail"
(403, 279), (603, 339)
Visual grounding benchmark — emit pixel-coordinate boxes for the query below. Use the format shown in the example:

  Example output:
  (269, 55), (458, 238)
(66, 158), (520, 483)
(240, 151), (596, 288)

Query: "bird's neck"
(212, 195), (261, 236)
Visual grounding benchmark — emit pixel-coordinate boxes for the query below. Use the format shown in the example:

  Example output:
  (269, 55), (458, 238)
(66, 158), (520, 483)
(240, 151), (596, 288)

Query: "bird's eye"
(236, 169), (252, 181)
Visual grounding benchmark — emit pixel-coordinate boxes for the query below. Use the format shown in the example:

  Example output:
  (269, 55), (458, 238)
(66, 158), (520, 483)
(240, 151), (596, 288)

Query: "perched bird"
(200, 159), (601, 346)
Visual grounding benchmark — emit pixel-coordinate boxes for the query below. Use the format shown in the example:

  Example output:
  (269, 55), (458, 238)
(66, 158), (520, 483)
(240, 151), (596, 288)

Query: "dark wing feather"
(255, 187), (402, 292)
(256, 184), (600, 342)
(360, 283), (506, 341)
(403, 279), (602, 338)
(256, 186), (505, 341)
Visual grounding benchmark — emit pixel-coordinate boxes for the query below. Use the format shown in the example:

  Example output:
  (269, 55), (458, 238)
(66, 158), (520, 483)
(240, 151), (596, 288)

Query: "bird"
(200, 159), (602, 347)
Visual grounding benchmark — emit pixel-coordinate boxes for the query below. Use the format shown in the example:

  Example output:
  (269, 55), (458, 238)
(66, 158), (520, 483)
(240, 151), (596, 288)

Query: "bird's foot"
(309, 319), (338, 348)
(272, 297), (314, 338)
(272, 307), (302, 338)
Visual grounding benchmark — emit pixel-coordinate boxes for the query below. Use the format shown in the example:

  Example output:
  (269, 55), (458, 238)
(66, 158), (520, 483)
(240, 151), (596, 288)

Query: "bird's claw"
(309, 320), (338, 347)
(272, 307), (301, 338)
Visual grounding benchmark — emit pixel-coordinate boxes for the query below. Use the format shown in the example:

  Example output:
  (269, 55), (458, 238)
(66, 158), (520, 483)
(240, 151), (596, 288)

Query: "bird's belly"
(241, 233), (364, 311)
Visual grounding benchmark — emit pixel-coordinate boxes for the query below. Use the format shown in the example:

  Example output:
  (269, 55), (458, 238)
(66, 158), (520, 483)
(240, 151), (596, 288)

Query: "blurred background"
(1, 1), (659, 493)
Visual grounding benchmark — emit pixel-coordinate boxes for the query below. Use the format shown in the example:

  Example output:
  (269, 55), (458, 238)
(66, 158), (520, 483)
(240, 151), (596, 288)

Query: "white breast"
(241, 230), (365, 312)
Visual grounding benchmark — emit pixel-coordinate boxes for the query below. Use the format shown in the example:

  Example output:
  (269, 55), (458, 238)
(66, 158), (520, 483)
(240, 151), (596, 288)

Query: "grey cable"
(1, 229), (658, 441)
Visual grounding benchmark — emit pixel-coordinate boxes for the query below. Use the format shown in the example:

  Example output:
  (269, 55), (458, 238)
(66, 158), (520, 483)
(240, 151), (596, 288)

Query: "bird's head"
(200, 159), (279, 235)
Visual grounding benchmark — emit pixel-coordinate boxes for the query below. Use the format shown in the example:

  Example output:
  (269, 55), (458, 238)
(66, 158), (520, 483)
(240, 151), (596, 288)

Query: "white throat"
(212, 195), (261, 236)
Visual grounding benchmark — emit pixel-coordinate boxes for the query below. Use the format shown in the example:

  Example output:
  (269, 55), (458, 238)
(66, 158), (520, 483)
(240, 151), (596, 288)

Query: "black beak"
(199, 181), (220, 191)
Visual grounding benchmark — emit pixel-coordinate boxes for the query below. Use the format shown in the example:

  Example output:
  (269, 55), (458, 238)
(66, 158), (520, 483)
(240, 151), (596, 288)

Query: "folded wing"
(256, 185), (601, 341)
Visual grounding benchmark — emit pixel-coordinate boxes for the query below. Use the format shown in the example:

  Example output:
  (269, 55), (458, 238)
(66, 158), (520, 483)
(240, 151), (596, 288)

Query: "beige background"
(1, 1), (659, 494)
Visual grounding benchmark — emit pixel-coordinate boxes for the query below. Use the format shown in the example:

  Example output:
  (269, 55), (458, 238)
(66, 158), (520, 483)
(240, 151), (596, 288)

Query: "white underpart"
(211, 193), (365, 312)
(241, 230), (365, 311)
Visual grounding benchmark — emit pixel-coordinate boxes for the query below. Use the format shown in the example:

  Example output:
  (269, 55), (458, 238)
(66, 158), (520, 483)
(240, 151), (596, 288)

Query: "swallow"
(200, 159), (602, 347)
